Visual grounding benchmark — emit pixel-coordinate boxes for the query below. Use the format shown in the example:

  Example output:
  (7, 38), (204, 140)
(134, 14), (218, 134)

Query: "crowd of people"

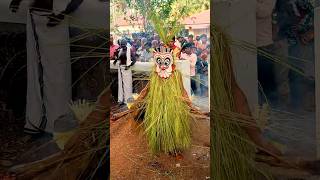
(110, 32), (210, 97)
(257, 0), (315, 112)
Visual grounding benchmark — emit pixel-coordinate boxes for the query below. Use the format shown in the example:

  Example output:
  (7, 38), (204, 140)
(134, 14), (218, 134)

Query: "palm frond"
(148, 13), (183, 45)
(143, 70), (191, 154)
(210, 23), (272, 180)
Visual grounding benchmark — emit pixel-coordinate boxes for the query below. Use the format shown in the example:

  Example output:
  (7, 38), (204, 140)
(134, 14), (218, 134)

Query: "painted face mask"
(153, 47), (175, 79)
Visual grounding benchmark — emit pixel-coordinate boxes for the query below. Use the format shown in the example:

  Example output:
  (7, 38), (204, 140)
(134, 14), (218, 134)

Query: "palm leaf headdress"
(149, 13), (183, 47)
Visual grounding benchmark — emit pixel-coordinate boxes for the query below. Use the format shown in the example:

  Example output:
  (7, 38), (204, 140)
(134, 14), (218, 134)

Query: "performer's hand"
(47, 13), (65, 27)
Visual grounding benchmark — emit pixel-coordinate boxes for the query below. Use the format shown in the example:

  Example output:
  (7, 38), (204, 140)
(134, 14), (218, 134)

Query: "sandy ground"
(0, 114), (30, 173)
(266, 109), (316, 160)
(110, 113), (210, 180)
(2, 92), (319, 179)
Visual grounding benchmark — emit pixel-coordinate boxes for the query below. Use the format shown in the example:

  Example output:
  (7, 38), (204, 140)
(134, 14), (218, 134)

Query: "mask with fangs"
(153, 46), (175, 79)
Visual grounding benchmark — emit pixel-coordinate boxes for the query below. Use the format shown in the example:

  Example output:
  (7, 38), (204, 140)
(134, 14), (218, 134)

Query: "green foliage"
(149, 13), (183, 45)
(123, 0), (176, 19)
(111, 0), (209, 33)
(120, 0), (178, 32)
(170, 0), (210, 19)
(143, 70), (191, 154)
(210, 24), (272, 180)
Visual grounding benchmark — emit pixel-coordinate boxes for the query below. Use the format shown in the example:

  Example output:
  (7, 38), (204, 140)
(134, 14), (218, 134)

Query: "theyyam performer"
(110, 15), (206, 155)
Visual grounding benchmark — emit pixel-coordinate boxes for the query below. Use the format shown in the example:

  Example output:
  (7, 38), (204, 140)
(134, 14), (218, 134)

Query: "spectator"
(256, 0), (277, 105)
(131, 33), (140, 52)
(150, 40), (159, 56)
(180, 37), (187, 48)
(196, 51), (208, 96)
(153, 34), (160, 42)
(206, 44), (210, 62)
(206, 45), (210, 53)
(273, 0), (315, 111)
(181, 43), (198, 95)
(110, 34), (119, 60)
(136, 37), (152, 62)
(151, 40), (159, 49)
(112, 32), (209, 98)
(113, 38), (136, 105)
(195, 35), (200, 42)
(197, 34), (209, 51)
(192, 46), (197, 55)
(188, 34), (195, 46)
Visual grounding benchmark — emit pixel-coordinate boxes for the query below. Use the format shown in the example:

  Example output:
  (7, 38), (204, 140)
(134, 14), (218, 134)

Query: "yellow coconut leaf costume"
(110, 13), (201, 155)
(143, 47), (191, 154)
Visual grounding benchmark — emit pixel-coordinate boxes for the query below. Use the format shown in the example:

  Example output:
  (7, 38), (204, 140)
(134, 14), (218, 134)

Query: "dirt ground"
(110, 114), (210, 180)
(0, 114), (30, 173)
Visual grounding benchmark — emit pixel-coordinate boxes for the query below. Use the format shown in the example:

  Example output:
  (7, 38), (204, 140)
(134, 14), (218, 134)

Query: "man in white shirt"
(257, 0), (276, 47)
(136, 38), (152, 62)
(10, 0), (84, 135)
(181, 43), (198, 95)
(256, 0), (277, 106)
(113, 39), (136, 105)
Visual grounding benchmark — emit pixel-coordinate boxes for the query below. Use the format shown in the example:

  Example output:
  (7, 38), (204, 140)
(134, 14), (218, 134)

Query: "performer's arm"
(61, 0), (84, 15)
(231, 75), (282, 156)
(113, 48), (120, 65)
(129, 54), (137, 66)
(47, 0), (84, 27)
(125, 49), (136, 69)
(256, 0), (275, 19)
(9, 0), (23, 12)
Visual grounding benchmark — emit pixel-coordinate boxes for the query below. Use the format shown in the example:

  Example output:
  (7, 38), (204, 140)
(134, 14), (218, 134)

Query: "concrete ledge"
(110, 60), (192, 96)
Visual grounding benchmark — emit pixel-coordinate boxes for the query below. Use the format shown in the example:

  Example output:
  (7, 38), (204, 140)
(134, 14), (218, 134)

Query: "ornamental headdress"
(149, 13), (182, 79)
(135, 12), (192, 156)
(153, 46), (175, 79)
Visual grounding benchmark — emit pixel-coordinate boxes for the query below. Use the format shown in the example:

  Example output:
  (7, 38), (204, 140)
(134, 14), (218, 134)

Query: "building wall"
(189, 28), (210, 37)
(213, 0), (258, 113)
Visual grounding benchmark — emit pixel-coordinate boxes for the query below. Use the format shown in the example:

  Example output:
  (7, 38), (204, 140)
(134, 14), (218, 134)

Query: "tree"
(170, 0), (210, 18)
(121, 0), (178, 32)
(111, 0), (210, 33)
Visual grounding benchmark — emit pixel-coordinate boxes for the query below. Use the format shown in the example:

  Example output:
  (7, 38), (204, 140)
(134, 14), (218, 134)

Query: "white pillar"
(213, 0), (258, 112)
(314, 1), (320, 159)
